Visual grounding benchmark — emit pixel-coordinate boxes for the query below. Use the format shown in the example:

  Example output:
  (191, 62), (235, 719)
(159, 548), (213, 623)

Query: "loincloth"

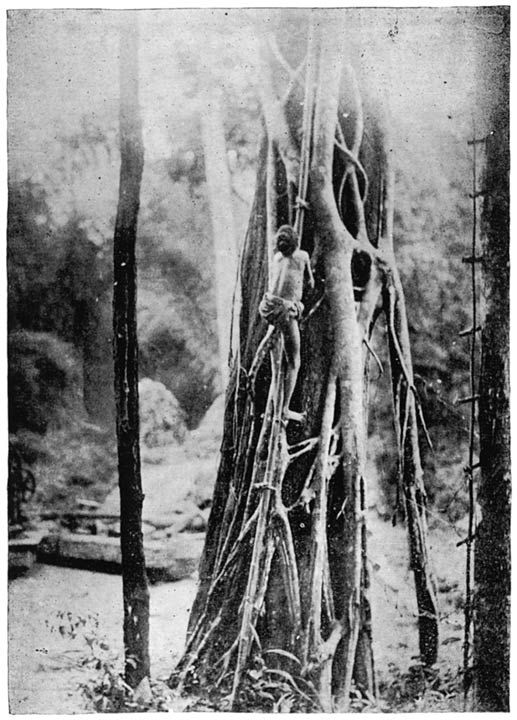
(258, 292), (304, 325)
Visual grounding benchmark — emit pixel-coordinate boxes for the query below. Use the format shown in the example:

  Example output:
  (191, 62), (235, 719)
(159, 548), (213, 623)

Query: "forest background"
(6, 6), (506, 713)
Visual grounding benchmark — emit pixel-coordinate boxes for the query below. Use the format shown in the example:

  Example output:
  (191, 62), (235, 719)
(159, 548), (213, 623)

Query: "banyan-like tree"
(174, 12), (438, 710)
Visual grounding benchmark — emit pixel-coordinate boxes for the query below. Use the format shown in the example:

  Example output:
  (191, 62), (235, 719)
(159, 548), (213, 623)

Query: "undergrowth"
(46, 610), (170, 712)
(378, 661), (464, 712)
(170, 652), (463, 712)
(45, 609), (465, 714)
(169, 651), (323, 712)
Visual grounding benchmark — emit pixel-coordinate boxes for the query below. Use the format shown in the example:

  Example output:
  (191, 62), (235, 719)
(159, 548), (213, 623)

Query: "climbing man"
(259, 224), (315, 423)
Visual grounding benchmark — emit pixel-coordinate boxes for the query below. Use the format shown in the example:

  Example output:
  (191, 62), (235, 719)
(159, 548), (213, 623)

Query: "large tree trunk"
(113, 15), (150, 690)
(474, 9), (510, 709)
(175, 11), (437, 710)
(201, 88), (238, 389)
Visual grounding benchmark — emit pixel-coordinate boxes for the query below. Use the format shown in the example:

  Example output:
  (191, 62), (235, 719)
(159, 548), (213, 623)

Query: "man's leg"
(282, 318), (304, 422)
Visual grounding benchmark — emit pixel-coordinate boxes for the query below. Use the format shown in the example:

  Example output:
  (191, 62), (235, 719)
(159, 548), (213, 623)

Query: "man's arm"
(270, 253), (282, 292)
(305, 253), (315, 289)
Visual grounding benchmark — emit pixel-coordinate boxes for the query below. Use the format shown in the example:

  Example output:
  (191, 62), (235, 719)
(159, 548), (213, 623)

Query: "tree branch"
(303, 370), (338, 667)
(267, 34), (298, 80)
(258, 39), (301, 187)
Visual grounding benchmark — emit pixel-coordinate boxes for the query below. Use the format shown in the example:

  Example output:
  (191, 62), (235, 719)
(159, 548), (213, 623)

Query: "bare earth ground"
(8, 514), (465, 714)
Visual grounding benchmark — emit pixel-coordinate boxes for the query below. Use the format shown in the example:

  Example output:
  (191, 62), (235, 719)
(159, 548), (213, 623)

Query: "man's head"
(275, 225), (299, 256)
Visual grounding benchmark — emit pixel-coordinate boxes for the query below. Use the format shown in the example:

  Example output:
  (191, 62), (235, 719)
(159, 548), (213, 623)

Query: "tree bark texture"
(113, 15), (150, 689)
(474, 9), (510, 709)
(175, 10), (438, 710)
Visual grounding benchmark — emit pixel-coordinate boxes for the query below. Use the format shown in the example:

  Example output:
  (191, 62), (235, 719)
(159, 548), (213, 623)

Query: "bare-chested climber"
(259, 225), (315, 424)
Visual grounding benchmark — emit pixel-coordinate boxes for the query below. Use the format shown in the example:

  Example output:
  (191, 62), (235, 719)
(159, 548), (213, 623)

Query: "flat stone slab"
(9, 532), (46, 574)
(9, 533), (44, 551)
(9, 547), (36, 573)
(38, 532), (205, 581)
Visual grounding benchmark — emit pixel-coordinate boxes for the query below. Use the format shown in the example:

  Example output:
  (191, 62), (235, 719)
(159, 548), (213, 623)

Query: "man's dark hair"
(275, 225), (298, 256)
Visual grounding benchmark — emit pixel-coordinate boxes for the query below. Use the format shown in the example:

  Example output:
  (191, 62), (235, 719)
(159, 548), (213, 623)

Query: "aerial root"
(175, 612), (223, 690)
(287, 435), (319, 461)
(386, 284), (434, 451)
(362, 336), (384, 375)
(247, 325), (278, 399)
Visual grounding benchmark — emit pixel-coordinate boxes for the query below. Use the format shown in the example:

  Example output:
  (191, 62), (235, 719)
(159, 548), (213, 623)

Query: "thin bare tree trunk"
(474, 11), (510, 706)
(113, 14), (149, 689)
(379, 142), (439, 667)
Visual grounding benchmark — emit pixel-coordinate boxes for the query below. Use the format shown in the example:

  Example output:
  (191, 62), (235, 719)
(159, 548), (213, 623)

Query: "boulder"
(139, 378), (187, 448)
(179, 510), (208, 533)
(9, 532), (45, 575)
(186, 463), (218, 509)
(188, 394), (225, 457)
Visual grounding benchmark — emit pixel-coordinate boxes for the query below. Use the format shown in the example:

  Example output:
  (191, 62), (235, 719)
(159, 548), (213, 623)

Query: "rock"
(94, 519), (111, 535)
(106, 522), (120, 538)
(9, 533), (45, 574)
(10, 530), (45, 546)
(9, 547), (36, 574)
(187, 464), (217, 509)
(139, 378), (187, 448)
(142, 522), (157, 536)
(34, 520), (61, 536)
(188, 394), (224, 457)
(38, 534), (59, 556)
(74, 526), (94, 536)
(133, 677), (152, 705)
(180, 513), (207, 533)
(61, 535), (122, 564)
(76, 498), (100, 510)
(150, 529), (169, 542)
